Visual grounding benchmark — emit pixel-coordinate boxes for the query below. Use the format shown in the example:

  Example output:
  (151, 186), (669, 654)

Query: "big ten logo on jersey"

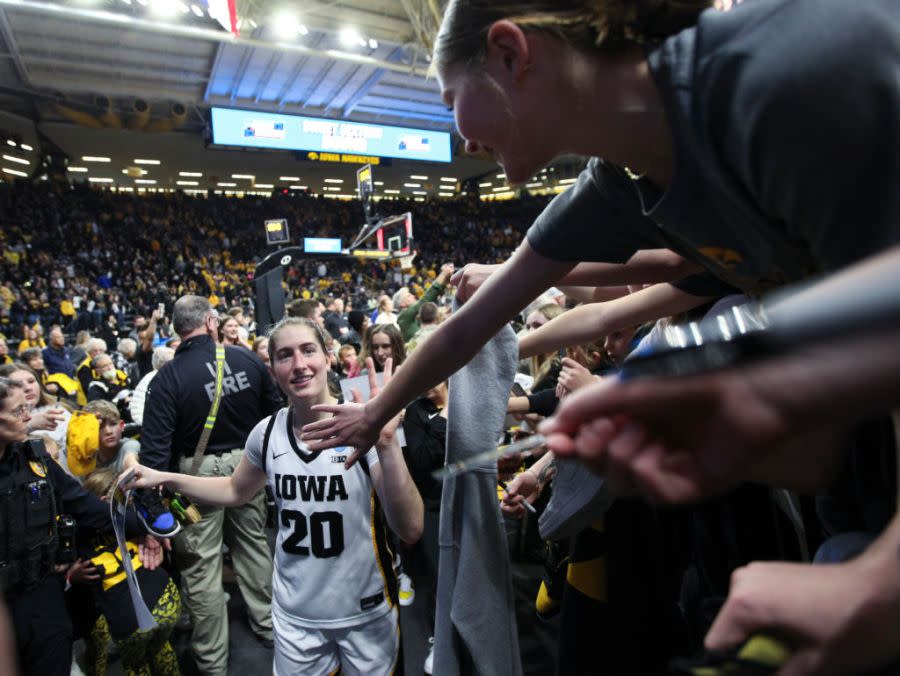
(203, 359), (251, 401)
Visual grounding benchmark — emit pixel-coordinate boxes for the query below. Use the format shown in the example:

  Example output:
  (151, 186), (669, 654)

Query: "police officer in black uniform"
(0, 376), (155, 674)
(140, 295), (281, 675)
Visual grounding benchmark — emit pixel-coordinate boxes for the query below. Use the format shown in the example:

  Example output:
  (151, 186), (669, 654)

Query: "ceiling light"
(83, 156), (111, 162)
(232, 174), (254, 179)
(134, 158), (160, 165)
(478, 182), (491, 188)
(410, 175), (428, 180)
(339, 27), (361, 47)
(68, 166), (88, 172)
(558, 178), (577, 185)
(297, 24), (308, 35)
(176, 180), (198, 186)
(190, 3), (202, 15)
(88, 177), (114, 183)
(180, 171), (202, 177)
(255, 183), (274, 189)
(414, 197), (425, 202)
(248, 18), (258, 28)
(384, 189), (400, 194)
(404, 183), (420, 188)
(218, 182), (236, 187)
(324, 178), (343, 184)
(122, 168), (148, 176)
(439, 192), (454, 197)
(496, 173), (506, 179)
(374, 181), (384, 186)
(20, 143), (33, 152)
(289, 185), (307, 190)
(2, 167), (26, 177)
(2, 155), (28, 166)
(135, 179), (157, 185)
(492, 186), (509, 192)
(440, 177), (456, 183)
(526, 182), (543, 188)
(177, 1), (190, 13)
(368, 38), (378, 49)
(150, 0), (178, 17)
(413, 191), (427, 195)
(279, 176), (300, 181)
(271, 10), (301, 40)
(5, 140), (15, 147)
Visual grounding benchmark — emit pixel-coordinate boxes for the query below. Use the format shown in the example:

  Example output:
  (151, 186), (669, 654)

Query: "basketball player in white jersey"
(125, 317), (424, 675)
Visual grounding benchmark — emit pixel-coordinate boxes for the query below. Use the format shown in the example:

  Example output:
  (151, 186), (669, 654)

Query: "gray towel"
(433, 311), (523, 676)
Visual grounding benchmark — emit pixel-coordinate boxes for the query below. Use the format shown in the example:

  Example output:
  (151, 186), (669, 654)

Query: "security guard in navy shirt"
(140, 296), (280, 675)
(0, 377), (154, 674)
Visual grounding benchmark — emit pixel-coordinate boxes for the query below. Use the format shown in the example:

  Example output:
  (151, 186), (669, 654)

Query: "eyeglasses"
(4, 405), (29, 420)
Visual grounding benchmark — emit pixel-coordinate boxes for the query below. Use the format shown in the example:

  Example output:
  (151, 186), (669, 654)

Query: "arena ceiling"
(0, 0), (576, 196)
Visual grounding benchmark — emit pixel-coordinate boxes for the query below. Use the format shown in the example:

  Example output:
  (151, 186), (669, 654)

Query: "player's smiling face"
(271, 324), (329, 403)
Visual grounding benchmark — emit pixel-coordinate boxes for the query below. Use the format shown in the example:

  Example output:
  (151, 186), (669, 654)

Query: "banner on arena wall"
(211, 107), (450, 163)
(305, 152), (383, 166)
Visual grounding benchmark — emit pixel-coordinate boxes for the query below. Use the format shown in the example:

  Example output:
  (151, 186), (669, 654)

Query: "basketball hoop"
(398, 252), (416, 270)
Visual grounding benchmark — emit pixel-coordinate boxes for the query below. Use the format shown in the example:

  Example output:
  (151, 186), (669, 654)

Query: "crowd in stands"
(0, 181), (548, 338)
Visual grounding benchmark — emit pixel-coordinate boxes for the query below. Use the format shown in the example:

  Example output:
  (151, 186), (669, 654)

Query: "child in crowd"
(66, 402), (179, 537)
(338, 343), (361, 378)
(80, 468), (181, 676)
(66, 400), (139, 478)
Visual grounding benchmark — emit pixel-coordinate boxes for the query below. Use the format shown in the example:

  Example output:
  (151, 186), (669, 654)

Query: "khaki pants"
(175, 450), (273, 676)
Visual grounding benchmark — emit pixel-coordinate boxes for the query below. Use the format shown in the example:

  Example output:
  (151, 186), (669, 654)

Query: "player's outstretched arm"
(125, 456), (267, 508)
(358, 359), (424, 545)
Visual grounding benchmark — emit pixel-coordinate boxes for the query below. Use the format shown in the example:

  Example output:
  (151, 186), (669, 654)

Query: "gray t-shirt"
(95, 438), (140, 474)
(528, 0), (900, 295)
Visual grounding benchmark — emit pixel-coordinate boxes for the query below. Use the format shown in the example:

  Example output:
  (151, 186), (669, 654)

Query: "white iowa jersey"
(245, 407), (396, 629)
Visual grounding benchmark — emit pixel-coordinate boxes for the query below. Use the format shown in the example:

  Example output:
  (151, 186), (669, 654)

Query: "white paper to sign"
(339, 374), (406, 448)
(110, 470), (157, 631)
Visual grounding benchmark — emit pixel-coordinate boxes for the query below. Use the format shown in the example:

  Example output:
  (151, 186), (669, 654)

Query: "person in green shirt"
(396, 263), (454, 342)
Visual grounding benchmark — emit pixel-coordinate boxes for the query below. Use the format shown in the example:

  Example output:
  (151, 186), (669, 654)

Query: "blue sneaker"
(134, 488), (181, 538)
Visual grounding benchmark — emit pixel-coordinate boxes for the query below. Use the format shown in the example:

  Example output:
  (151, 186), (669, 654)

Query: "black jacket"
(0, 440), (142, 594)
(140, 335), (282, 471)
(402, 398), (446, 511)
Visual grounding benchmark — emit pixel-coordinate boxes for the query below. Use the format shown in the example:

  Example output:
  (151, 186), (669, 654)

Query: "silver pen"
(498, 480), (538, 514)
